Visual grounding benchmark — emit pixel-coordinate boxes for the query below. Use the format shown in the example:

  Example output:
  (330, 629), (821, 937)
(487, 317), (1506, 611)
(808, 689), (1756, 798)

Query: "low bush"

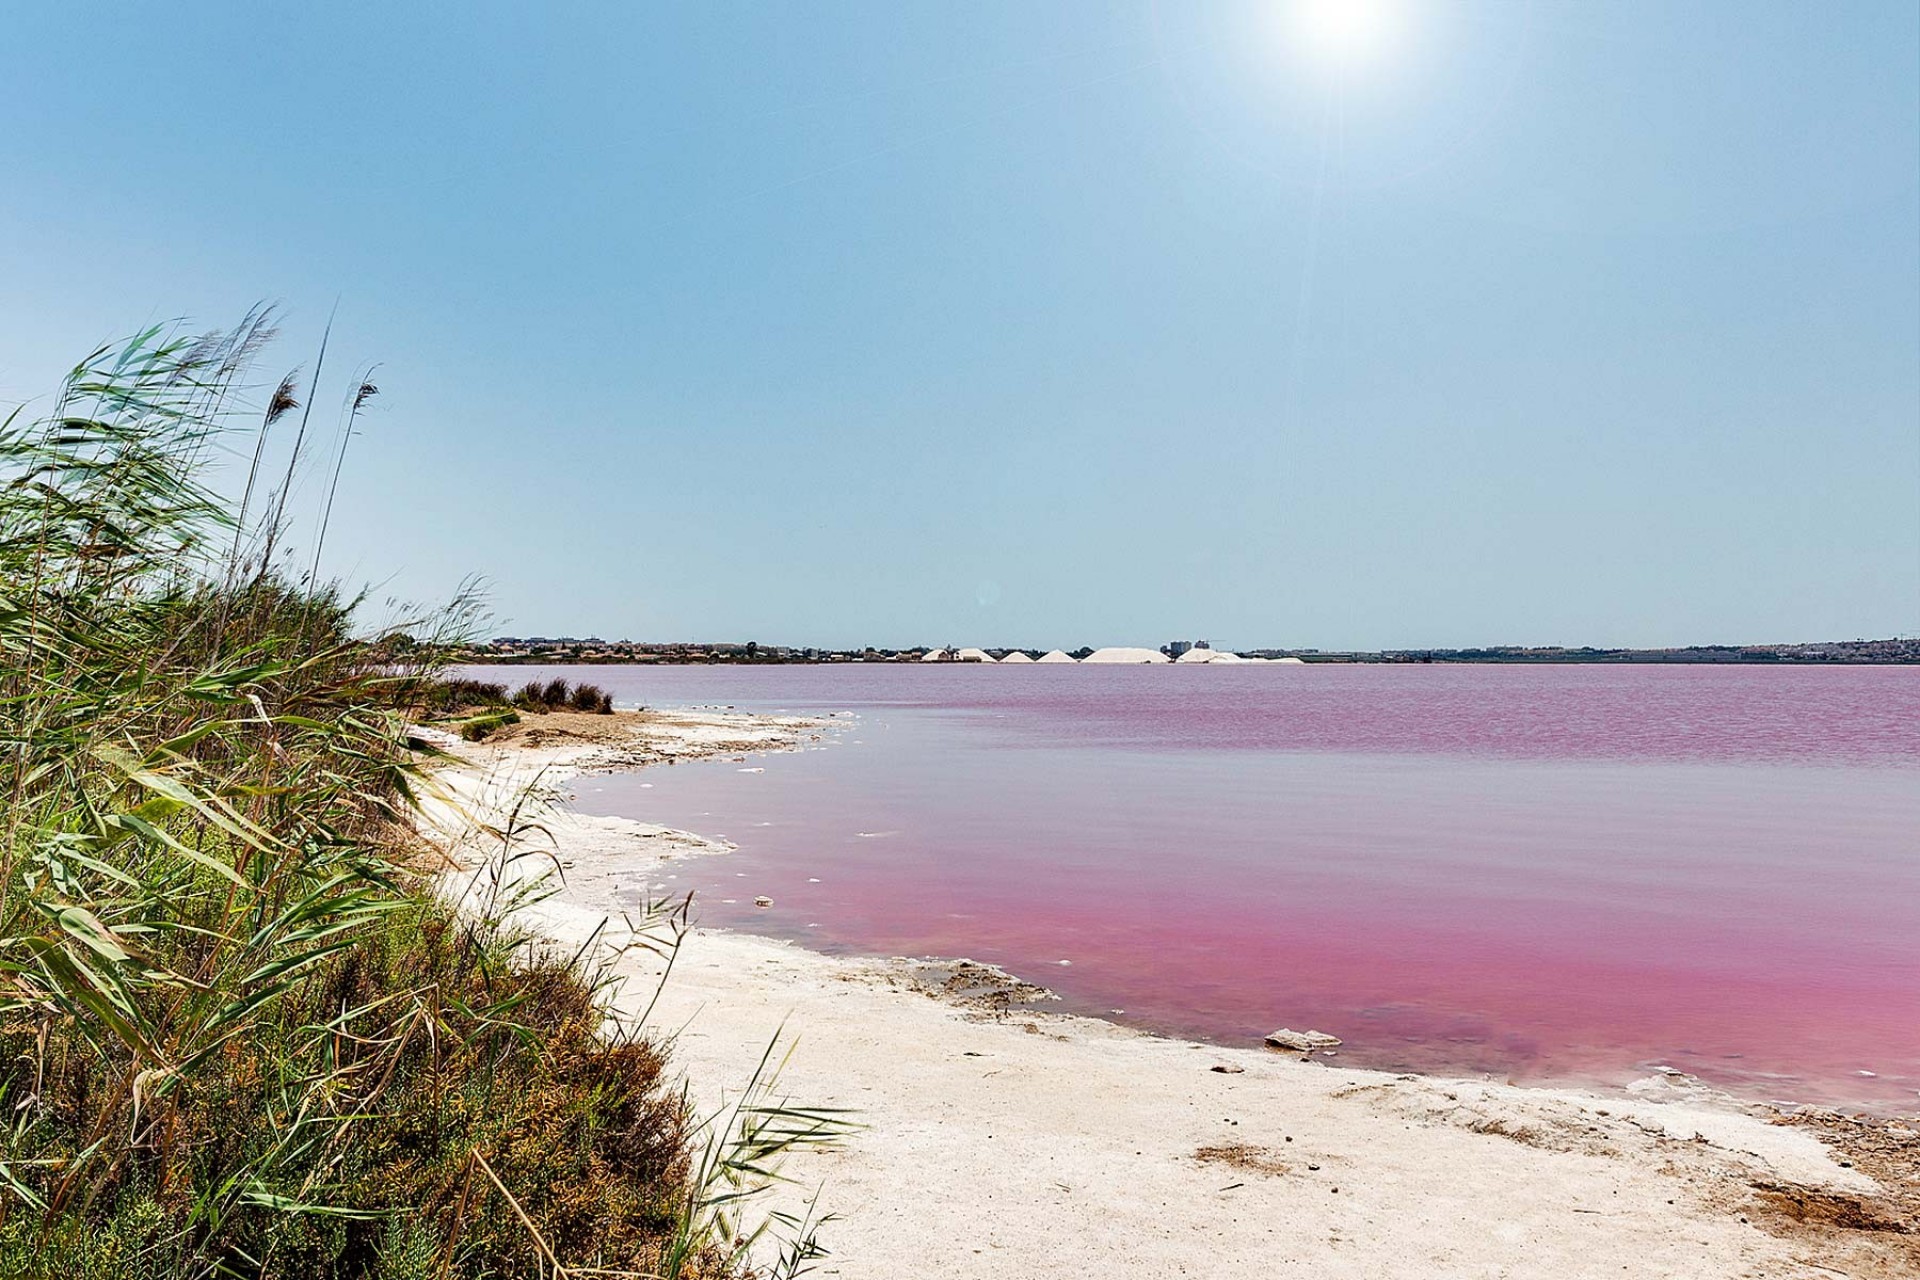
(459, 706), (521, 740)
(571, 682), (615, 714)
(0, 908), (701, 1279)
(511, 678), (614, 714)
(422, 678), (510, 714)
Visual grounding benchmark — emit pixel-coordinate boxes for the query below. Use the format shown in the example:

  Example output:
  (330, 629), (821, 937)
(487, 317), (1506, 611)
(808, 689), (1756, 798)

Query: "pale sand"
(421, 710), (1917, 1279)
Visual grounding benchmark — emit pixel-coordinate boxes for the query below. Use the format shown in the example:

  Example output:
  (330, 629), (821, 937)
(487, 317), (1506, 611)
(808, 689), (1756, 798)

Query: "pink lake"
(467, 663), (1920, 1110)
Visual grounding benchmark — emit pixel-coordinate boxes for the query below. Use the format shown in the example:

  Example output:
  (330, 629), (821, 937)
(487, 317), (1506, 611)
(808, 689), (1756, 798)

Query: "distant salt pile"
(1036, 650), (1077, 663)
(998, 651), (1036, 664)
(1275, 656), (1307, 665)
(918, 648), (954, 662)
(1082, 647), (1170, 664)
(1178, 649), (1254, 664)
(955, 648), (997, 663)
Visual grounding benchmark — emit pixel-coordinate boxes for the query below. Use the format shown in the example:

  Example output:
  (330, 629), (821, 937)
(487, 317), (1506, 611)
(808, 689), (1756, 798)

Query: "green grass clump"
(457, 707), (521, 741)
(509, 678), (612, 715)
(0, 318), (833, 1279)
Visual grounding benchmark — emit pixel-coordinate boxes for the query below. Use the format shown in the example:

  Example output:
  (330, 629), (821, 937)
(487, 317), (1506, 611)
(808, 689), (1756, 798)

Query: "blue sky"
(3, 1), (1915, 649)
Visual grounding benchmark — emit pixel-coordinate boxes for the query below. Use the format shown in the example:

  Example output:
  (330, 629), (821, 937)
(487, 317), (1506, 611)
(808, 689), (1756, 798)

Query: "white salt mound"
(1036, 650), (1078, 663)
(918, 648), (952, 662)
(998, 651), (1035, 664)
(1082, 647), (1170, 664)
(955, 648), (997, 663)
(1174, 648), (1216, 663)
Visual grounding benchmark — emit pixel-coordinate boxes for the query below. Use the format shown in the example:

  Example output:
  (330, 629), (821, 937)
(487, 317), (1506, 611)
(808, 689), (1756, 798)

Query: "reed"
(305, 366), (381, 615)
(0, 320), (837, 1279)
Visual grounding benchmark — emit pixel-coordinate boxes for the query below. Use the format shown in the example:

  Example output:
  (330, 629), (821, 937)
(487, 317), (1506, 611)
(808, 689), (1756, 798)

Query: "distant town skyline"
(4, 2), (1916, 650)
(459, 635), (1920, 665)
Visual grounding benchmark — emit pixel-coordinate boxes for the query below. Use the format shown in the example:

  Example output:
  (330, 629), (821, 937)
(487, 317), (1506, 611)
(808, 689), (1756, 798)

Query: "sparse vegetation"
(0, 318), (836, 1278)
(422, 678), (511, 712)
(416, 679), (519, 740)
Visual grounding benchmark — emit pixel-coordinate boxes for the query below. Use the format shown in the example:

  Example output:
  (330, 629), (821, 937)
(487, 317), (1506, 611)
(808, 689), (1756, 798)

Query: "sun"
(1290, 0), (1402, 71)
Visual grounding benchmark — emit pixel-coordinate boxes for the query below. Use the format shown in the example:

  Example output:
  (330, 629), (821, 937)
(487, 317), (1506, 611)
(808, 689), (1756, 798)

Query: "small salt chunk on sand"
(1264, 1028), (1342, 1052)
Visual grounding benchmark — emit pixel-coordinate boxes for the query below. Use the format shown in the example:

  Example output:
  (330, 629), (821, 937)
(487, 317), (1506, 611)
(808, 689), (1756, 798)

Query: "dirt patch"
(1734, 1111), (1920, 1277)
(1193, 1142), (1292, 1177)
(489, 708), (664, 750)
(1749, 1182), (1911, 1235)
(1464, 1115), (1554, 1148)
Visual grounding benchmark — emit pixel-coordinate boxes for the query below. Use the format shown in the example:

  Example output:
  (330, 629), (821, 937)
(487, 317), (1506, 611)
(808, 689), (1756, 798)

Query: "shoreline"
(423, 708), (1919, 1279)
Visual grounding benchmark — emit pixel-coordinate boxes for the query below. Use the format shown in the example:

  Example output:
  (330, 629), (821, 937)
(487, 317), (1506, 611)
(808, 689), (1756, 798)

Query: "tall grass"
(0, 320), (839, 1278)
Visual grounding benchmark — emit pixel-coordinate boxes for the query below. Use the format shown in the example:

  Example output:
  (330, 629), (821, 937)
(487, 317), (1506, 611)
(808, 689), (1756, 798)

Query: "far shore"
(418, 707), (1919, 1280)
(450, 636), (1920, 666)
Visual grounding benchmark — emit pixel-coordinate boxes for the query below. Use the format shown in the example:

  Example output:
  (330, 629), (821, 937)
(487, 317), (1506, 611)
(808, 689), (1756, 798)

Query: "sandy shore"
(421, 709), (1918, 1279)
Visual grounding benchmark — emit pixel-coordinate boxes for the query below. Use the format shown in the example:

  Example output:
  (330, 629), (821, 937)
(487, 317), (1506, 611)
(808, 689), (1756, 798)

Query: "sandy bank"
(423, 710), (1918, 1279)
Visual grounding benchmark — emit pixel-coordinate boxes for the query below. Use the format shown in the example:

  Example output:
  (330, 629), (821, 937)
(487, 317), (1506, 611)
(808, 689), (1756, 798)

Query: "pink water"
(470, 663), (1920, 1109)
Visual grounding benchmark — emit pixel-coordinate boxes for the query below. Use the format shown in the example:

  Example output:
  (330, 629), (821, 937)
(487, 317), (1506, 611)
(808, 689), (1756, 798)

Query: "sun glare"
(1290, 0), (1401, 71)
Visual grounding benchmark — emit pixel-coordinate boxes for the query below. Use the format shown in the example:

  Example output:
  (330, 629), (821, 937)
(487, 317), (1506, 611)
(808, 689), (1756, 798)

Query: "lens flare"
(1291, 0), (1401, 70)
